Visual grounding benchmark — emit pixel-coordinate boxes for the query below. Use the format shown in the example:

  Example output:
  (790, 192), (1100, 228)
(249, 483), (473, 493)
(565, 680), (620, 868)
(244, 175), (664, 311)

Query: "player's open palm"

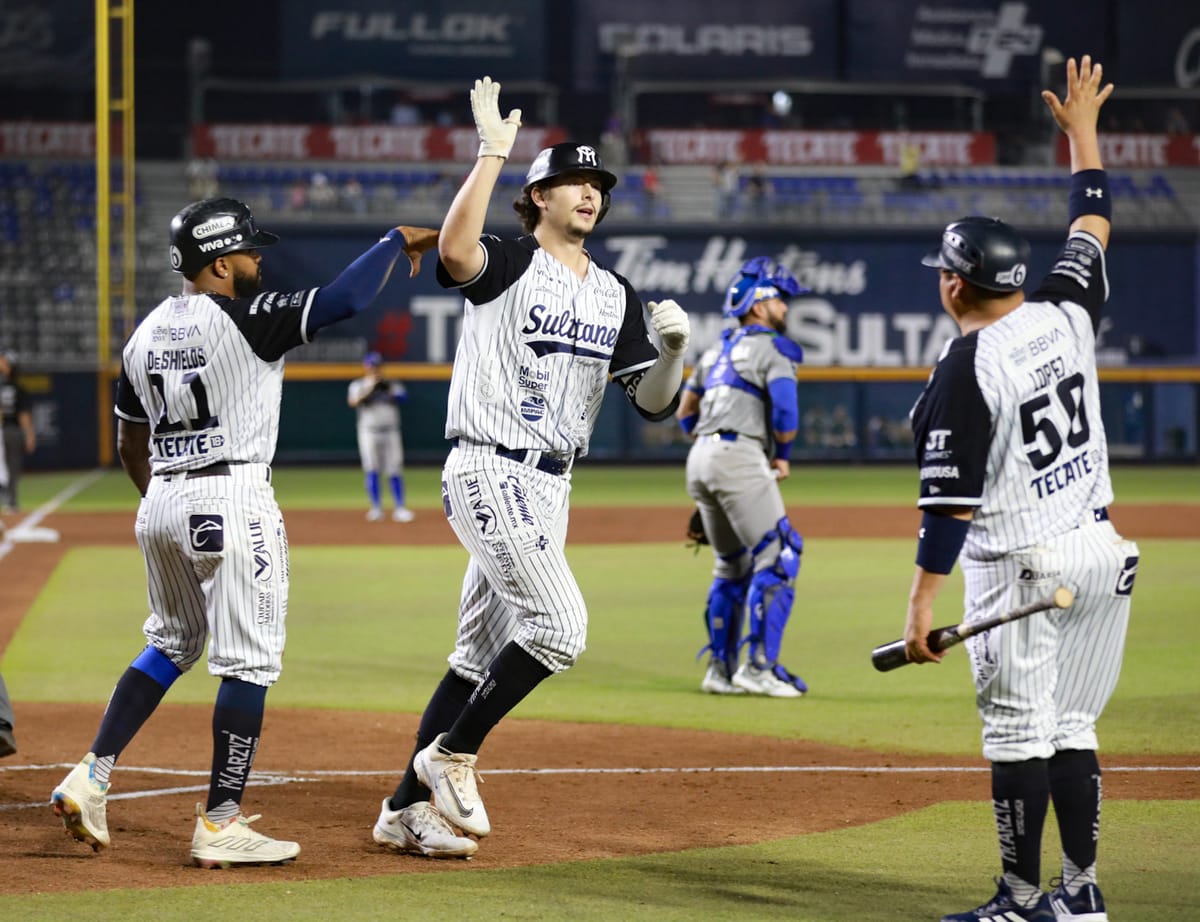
(471, 76), (522, 159)
(1041, 54), (1114, 135)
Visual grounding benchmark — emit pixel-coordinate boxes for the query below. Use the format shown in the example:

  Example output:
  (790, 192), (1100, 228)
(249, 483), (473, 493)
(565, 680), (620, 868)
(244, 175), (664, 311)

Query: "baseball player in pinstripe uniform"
(51, 197), (446, 866)
(677, 257), (809, 697)
(900, 57), (1136, 922)
(348, 351), (414, 522)
(371, 76), (689, 857)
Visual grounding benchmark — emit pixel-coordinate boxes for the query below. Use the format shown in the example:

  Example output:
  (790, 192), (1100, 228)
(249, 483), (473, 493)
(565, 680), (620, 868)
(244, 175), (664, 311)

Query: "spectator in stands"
(600, 113), (628, 167)
(341, 175), (367, 215)
(745, 166), (769, 220)
(288, 177), (307, 211)
(309, 172), (337, 211)
(0, 350), (35, 513)
(389, 93), (421, 127)
(187, 158), (219, 199)
(641, 165), (667, 219)
(714, 162), (739, 218)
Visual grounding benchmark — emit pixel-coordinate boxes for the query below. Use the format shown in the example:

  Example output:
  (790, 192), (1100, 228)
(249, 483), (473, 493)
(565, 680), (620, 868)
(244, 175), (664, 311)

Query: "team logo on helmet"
(192, 215), (238, 239)
(996, 263), (1027, 287)
(169, 246), (183, 270)
(576, 145), (598, 166)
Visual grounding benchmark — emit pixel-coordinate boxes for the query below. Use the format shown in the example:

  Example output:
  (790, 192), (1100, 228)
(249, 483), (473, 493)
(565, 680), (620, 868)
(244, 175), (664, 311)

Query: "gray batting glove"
(648, 299), (690, 357)
(470, 76), (522, 160)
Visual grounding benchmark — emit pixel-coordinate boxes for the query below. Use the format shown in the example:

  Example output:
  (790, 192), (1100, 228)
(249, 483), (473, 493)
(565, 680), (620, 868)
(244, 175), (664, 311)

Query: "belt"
(711, 430), (739, 442)
(451, 438), (571, 476)
(155, 461), (270, 482)
(1093, 507), (1109, 522)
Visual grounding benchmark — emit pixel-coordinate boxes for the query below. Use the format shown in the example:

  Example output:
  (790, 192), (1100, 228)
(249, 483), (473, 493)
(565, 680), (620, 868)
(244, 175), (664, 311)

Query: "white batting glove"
(647, 299), (690, 357)
(470, 76), (522, 160)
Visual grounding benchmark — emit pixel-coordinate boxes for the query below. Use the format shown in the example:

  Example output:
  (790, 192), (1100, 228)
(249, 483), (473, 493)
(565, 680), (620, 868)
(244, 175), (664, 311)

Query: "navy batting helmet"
(921, 216), (1030, 292)
(524, 142), (618, 224)
(722, 256), (807, 319)
(169, 197), (279, 277)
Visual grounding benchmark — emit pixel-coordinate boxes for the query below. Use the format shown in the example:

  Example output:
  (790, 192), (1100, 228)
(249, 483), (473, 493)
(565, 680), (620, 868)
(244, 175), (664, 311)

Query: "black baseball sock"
(991, 758), (1051, 894)
(442, 642), (552, 755)
(1049, 749), (1102, 877)
(91, 647), (183, 780)
(206, 678), (267, 823)
(389, 669), (478, 809)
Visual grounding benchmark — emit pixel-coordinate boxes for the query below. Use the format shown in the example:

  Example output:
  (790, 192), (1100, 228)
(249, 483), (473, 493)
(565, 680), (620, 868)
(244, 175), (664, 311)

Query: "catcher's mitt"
(685, 508), (709, 553)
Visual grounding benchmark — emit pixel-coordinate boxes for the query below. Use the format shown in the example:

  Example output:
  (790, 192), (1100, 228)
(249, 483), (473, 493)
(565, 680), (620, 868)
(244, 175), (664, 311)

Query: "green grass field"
(2, 465), (1197, 920)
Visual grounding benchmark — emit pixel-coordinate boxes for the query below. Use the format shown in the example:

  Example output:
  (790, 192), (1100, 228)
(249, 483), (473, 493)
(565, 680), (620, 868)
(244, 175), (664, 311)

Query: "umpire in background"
(0, 350), (36, 513)
(900, 56), (1136, 922)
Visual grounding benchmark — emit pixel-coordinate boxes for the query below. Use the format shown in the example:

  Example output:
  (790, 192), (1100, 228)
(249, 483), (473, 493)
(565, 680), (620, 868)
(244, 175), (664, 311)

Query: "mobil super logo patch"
(189, 514), (225, 553)
(520, 394), (547, 422)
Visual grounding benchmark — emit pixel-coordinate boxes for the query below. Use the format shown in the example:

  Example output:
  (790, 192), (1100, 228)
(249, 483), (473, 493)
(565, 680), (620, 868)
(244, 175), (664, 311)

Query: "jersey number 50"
(1021, 372), (1089, 471)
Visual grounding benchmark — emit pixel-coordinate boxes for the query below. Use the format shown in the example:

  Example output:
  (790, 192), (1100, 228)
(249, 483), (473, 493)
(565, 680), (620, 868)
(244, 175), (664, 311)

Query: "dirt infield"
(0, 504), (1195, 894)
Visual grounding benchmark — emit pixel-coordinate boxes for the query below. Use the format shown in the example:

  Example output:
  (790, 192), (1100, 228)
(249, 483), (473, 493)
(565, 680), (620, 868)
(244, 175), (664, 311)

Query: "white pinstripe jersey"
(436, 235), (660, 457)
(910, 231), (1113, 557)
(115, 287), (318, 473)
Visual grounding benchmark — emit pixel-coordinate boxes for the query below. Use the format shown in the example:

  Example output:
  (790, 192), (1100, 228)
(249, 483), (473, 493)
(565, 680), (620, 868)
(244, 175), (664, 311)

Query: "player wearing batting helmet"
(370, 77), (689, 856)
(677, 256), (809, 697)
(51, 198), (448, 865)
(899, 56), (1138, 922)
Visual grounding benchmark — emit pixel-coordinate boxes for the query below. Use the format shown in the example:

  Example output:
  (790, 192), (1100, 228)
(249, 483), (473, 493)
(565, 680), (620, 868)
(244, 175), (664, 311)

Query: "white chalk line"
(2, 761), (1197, 812)
(0, 468), (107, 561)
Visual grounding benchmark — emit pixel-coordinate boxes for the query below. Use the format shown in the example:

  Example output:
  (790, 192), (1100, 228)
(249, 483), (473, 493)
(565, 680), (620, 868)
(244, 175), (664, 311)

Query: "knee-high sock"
(390, 474), (405, 507)
(366, 471), (381, 507)
(992, 758), (1051, 900)
(442, 642), (552, 755)
(389, 669), (478, 809)
(1049, 749), (1102, 888)
(90, 646), (182, 784)
(206, 678), (267, 823)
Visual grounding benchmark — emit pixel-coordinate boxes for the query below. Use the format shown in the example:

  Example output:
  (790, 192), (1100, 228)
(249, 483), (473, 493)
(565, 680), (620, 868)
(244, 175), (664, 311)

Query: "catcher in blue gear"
(676, 257), (809, 696)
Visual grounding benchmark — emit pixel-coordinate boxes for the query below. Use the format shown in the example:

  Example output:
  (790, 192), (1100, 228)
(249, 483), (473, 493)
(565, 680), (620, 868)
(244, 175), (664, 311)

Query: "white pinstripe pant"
(442, 443), (584, 680)
(961, 518), (1139, 762)
(136, 464), (288, 686)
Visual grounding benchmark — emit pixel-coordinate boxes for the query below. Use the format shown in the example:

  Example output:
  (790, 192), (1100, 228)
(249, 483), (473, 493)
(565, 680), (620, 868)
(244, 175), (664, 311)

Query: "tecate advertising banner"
(279, 0), (546, 80)
(271, 228), (1197, 366)
(572, 0), (838, 90)
(845, 0), (1107, 89)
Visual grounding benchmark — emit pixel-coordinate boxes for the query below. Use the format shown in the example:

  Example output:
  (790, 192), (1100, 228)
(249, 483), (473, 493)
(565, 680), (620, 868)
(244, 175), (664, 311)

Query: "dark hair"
(512, 190), (540, 234)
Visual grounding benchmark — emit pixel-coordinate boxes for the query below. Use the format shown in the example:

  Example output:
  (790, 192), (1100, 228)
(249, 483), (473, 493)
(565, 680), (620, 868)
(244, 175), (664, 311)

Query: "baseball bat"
(870, 586), (1074, 673)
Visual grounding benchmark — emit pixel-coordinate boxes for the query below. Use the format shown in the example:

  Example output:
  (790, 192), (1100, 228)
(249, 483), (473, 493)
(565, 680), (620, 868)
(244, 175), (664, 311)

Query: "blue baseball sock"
(390, 474), (405, 507)
(206, 678), (267, 822)
(365, 471), (381, 508)
(91, 647), (182, 772)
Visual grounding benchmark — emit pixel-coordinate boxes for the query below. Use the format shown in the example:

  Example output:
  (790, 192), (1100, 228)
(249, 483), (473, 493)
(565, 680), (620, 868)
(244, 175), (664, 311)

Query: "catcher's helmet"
(169, 197), (279, 276)
(523, 142), (618, 224)
(921, 216), (1030, 292)
(722, 256), (807, 318)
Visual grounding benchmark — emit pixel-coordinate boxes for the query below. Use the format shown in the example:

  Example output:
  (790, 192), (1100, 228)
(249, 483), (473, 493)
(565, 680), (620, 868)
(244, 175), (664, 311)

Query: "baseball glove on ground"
(685, 508), (709, 552)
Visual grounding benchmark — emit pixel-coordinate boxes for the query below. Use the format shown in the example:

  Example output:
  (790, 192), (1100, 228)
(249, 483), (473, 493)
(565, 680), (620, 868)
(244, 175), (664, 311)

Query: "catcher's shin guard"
(745, 519), (803, 666)
(698, 575), (748, 674)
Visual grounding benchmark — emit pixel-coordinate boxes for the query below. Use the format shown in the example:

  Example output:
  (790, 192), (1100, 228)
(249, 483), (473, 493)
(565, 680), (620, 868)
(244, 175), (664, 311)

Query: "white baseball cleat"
(392, 507), (416, 523)
(732, 663), (806, 698)
(413, 733), (490, 838)
(700, 660), (745, 695)
(51, 752), (111, 851)
(373, 799), (477, 858)
(366, 507), (384, 522)
(190, 803), (300, 868)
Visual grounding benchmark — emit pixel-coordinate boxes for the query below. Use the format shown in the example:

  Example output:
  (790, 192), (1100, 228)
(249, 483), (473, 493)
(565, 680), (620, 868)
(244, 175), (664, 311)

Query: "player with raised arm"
(899, 57), (1138, 922)
(50, 198), (439, 867)
(370, 76), (689, 858)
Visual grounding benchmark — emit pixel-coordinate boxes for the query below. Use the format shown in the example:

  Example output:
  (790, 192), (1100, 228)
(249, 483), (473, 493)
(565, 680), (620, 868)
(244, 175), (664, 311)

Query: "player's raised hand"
(1041, 55), (1114, 136)
(647, 299), (690, 357)
(470, 76), (522, 160)
(395, 225), (440, 277)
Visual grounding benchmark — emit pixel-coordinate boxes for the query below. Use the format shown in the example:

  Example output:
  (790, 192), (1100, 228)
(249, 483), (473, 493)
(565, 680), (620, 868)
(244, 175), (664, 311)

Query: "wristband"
(915, 511), (969, 575)
(1068, 169), (1111, 223)
(679, 413), (698, 435)
(774, 439), (793, 461)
